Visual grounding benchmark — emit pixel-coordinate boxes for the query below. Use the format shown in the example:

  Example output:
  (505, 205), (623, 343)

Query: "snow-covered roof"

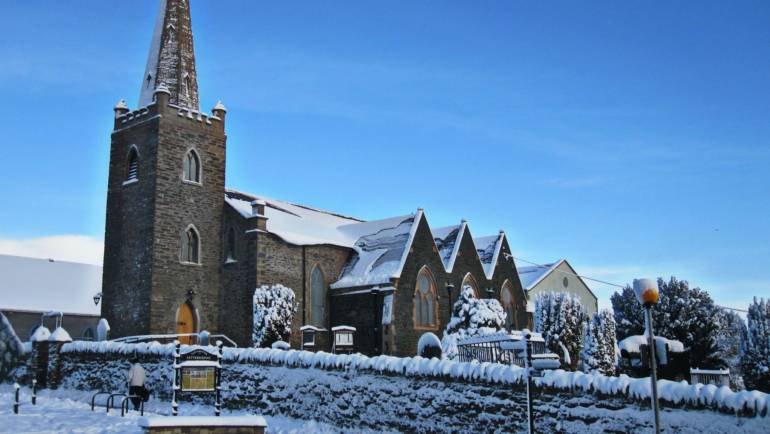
(0, 254), (101, 316)
(331, 212), (421, 289)
(225, 189), (366, 247)
(474, 233), (505, 279)
(432, 223), (465, 272)
(618, 335), (686, 354)
(516, 260), (564, 291)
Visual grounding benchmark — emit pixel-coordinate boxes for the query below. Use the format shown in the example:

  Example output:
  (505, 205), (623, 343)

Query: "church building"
(101, 0), (528, 356)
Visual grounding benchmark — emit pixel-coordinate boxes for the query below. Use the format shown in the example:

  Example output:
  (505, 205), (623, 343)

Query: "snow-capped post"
(525, 332), (535, 434)
(13, 383), (20, 414)
(31, 380), (37, 405)
(633, 278), (661, 434)
(215, 340), (223, 417)
(172, 340), (180, 417)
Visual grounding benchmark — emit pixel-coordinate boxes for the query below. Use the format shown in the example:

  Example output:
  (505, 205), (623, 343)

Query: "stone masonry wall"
(51, 345), (767, 434)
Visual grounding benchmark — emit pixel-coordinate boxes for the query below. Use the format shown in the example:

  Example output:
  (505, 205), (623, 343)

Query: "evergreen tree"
(611, 285), (644, 340)
(581, 310), (617, 375)
(0, 311), (23, 382)
(441, 285), (506, 360)
(535, 292), (586, 371)
(611, 276), (722, 369)
(741, 297), (770, 392)
(715, 308), (747, 389)
(252, 284), (297, 348)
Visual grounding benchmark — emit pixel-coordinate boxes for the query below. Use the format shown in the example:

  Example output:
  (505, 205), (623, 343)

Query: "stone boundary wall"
(11, 341), (768, 433)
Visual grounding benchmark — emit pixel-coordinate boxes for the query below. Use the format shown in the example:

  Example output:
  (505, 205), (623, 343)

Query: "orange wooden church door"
(176, 302), (195, 344)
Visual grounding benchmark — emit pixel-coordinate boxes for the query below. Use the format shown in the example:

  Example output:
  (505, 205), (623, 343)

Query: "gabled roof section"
(517, 259), (565, 291)
(331, 211), (423, 289)
(474, 232), (505, 279)
(0, 254), (101, 315)
(432, 221), (467, 273)
(225, 189), (365, 247)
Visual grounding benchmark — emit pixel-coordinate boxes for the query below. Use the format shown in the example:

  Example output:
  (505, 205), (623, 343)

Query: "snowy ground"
(0, 385), (386, 434)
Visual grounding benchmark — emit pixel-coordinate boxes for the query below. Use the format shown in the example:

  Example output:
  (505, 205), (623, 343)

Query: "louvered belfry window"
(126, 148), (139, 181)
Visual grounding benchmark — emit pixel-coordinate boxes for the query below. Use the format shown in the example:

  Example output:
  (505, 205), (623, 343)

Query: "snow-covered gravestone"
(0, 311), (24, 382)
(96, 318), (110, 341)
(418, 332), (442, 359)
(253, 284), (297, 348)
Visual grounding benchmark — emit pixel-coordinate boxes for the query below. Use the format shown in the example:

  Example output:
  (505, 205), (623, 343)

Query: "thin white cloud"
(0, 235), (104, 266)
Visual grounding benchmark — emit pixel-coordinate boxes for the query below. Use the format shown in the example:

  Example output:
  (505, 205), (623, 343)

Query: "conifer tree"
(252, 284), (297, 348)
(715, 308), (747, 389)
(581, 310), (617, 375)
(441, 285), (506, 359)
(611, 285), (644, 340)
(536, 292), (586, 370)
(741, 297), (770, 392)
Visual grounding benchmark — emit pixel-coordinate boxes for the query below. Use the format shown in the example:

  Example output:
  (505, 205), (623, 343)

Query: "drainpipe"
(302, 246), (307, 327)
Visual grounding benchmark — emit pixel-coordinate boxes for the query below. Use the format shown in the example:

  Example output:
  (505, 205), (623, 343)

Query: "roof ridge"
(225, 188), (364, 222)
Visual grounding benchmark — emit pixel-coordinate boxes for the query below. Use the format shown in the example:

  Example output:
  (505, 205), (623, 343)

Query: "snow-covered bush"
(535, 292), (585, 371)
(441, 285), (506, 359)
(418, 332), (442, 359)
(581, 310), (617, 375)
(0, 312), (24, 382)
(742, 297), (770, 392)
(612, 277), (722, 369)
(253, 284), (297, 348)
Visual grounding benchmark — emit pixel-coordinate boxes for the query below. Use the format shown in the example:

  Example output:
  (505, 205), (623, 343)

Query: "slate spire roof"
(138, 0), (200, 110)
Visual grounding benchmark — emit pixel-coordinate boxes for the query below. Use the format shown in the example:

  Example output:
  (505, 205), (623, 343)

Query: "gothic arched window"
(126, 147), (139, 182)
(461, 273), (480, 298)
(183, 149), (201, 183)
(414, 266), (438, 329)
(181, 225), (200, 264)
(500, 280), (517, 330)
(310, 266), (326, 327)
(226, 227), (236, 261)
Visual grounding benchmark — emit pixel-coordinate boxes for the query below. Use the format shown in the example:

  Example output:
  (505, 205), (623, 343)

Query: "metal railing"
(457, 332), (547, 366)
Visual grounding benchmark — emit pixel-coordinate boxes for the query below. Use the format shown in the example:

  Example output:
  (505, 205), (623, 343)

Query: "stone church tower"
(101, 0), (227, 340)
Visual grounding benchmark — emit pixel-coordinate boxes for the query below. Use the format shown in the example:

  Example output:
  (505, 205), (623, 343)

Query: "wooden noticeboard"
(172, 342), (223, 416)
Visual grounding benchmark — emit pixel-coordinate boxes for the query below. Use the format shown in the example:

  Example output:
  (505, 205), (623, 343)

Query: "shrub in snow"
(253, 284), (297, 348)
(535, 292), (585, 371)
(96, 319), (110, 342)
(581, 310), (617, 375)
(612, 276), (723, 369)
(741, 297), (770, 393)
(418, 332), (442, 359)
(271, 340), (290, 350)
(0, 311), (24, 382)
(441, 285), (505, 360)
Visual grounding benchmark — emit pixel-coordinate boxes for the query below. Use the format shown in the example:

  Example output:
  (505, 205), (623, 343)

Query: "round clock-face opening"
(562, 277), (569, 288)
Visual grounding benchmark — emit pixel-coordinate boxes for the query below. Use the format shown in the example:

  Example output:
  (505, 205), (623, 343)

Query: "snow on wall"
(55, 341), (770, 419)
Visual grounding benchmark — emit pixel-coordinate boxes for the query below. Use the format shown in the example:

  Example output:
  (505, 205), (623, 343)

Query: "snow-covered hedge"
(56, 340), (770, 417)
(540, 369), (769, 416)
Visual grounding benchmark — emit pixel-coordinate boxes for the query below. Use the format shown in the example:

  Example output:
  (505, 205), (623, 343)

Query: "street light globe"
(633, 278), (659, 306)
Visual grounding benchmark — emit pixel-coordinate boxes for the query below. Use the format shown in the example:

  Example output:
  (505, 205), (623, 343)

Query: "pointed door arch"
(176, 301), (197, 344)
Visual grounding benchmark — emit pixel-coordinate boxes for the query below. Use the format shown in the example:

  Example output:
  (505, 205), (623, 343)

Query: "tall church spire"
(138, 0), (200, 110)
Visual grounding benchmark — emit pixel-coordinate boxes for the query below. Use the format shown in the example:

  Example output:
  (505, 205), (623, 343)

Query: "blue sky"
(1, 1), (769, 311)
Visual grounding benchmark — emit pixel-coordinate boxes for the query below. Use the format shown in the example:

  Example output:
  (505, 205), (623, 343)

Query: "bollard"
(13, 383), (20, 414)
(32, 380), (37, 405)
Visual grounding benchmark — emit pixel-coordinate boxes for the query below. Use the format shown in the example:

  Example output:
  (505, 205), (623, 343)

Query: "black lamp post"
(446, 283), (455, 315)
